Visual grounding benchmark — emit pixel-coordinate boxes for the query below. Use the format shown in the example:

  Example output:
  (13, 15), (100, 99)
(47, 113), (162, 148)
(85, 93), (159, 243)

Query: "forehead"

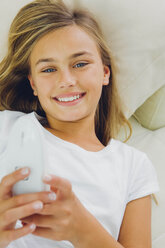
(30, 25), (101, 61)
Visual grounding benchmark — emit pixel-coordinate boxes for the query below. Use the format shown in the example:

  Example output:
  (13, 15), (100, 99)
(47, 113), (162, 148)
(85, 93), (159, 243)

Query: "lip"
(53, 92), (86, 106)
(54, 92), (86, 99)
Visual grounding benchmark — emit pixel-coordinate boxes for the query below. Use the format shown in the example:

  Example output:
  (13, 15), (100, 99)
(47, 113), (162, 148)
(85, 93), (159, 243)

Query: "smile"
(53, 93), (86, 106)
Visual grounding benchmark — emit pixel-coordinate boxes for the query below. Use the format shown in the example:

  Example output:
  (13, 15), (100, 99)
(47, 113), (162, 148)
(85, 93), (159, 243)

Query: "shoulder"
(0, 109), (26, 132)
(0, 109), (26, 120)
(111, 139), (159, 203)
(0, 110), (29, 152)
(111, 138), (147, 160)
(113, 137), (156, 167)
(111, 138), (158, 185)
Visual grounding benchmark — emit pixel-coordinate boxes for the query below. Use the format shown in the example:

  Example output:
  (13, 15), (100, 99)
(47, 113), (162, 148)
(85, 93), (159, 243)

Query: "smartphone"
(3, 115), (47, 195)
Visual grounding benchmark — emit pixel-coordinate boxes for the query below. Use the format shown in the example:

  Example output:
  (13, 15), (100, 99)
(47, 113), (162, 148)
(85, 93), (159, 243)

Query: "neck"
(44, 113), (103, 147)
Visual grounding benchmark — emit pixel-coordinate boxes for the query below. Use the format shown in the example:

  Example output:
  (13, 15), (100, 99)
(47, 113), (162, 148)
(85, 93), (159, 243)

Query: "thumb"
(43, 174), (72, 200)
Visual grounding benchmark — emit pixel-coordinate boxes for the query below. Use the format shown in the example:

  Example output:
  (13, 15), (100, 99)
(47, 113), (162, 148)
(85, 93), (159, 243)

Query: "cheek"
(36, 77), (53, 95)
(86, 74), (103, 93)
(81, 67), (103, 88)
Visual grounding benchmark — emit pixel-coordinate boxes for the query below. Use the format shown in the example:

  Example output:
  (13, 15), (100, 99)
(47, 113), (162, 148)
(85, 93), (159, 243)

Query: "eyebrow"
(35, 51), (94, 66)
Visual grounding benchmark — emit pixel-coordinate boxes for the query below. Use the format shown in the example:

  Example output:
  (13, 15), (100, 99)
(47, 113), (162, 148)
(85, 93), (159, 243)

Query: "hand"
(21, 174), (93, 245)
(0, 168), (57, 248)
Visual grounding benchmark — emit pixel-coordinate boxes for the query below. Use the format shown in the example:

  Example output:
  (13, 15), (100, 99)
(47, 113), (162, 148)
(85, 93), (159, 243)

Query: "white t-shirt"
(0, 110), (159, 248)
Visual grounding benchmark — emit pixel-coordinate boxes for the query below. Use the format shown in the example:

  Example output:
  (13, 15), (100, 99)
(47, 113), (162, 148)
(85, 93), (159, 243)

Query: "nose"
(58, 69), (76, 89)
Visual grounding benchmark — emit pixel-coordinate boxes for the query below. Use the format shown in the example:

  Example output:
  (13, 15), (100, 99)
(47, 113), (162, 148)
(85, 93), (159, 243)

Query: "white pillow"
(74, 0), (165, 118)
(1, 0), (165, 119)
(0, 0), (74, 59)
(0, 0), (32, 59)
(134, 85), (165, 130)
(117, 115), (165, 245)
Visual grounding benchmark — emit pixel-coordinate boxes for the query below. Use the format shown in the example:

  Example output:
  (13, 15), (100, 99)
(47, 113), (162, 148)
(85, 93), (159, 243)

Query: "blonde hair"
(0, 0), (132, 145)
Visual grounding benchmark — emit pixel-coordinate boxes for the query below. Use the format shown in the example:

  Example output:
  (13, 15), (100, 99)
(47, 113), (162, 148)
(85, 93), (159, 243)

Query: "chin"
(61, 117), (85, 122)
(57, 113), (87, 122)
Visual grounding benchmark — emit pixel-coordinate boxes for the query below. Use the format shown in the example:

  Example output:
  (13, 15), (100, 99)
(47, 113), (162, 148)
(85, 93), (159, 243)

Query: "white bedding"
(0, 0), (164, 246)
(117, 115), (165, 247)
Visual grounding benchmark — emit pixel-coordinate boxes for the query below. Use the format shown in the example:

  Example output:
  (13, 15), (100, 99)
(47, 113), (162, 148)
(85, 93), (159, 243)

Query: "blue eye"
(74, 63), (88, 68)
(42, 63), (88, 73)
(42, 68), (56, 73)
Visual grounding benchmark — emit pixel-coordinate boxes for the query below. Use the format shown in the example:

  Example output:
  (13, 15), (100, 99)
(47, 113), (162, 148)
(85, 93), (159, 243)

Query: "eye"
(42, 68), (56, 73)
(74, 62), (88, 68)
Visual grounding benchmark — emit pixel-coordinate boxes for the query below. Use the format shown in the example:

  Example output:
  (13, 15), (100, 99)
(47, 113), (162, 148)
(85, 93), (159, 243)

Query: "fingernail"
(48, 192), (56, 201)
(33, 201), (43, 210)
(43, 174), (52, 181)
(29, 223), (36, 231)
(21, 167), (30, 175)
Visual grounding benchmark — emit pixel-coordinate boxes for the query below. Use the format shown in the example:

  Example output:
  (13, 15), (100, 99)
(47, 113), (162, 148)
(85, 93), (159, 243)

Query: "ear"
(103, 65), (110, 86)
(28, 75), (38, 96)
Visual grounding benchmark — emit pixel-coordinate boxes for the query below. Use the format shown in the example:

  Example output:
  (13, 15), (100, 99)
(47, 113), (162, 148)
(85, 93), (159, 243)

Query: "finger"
(0, 200), (44, 228)
(21, 201), (64, 220)
(32, 227), (55, 240)
(43, 175), (72, 200)
(0, 167), (30, 199)
(21, 215), (54, 228)
(0, 191), (56, 214)
(2, 222), (36, 244)
(40, 202), (65, 216)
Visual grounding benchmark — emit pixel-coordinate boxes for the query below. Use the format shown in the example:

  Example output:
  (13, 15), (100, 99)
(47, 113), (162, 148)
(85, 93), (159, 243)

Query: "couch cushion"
(117, 115), (165, 243)
(134, 85), (165, 130)
(74, 0), (165, 118)
(0, 0), (74, 59)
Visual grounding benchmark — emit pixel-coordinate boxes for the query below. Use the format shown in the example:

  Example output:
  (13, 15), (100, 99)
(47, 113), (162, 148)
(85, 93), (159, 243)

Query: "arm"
(118, 195), (151, 248)
(73, 209), (124, 248)
(75, 195), (151, 248)
(22, 175), (151, 248)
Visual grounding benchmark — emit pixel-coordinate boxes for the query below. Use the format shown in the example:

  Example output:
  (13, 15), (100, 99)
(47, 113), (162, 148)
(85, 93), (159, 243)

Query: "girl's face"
(28, 25), (110, 123)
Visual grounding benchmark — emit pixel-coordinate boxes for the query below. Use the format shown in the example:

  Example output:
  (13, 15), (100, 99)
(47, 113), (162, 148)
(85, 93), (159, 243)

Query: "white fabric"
(0, 110), (159, 248)
(0, 0), (74, 60)
(75, 0), (165, 118)
(117, 115), (165, 247)
(1, 0), (165, 119)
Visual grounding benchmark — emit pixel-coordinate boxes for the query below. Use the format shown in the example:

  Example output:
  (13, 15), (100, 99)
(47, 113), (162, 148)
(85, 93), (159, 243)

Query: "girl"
(0, 0), (159, 247)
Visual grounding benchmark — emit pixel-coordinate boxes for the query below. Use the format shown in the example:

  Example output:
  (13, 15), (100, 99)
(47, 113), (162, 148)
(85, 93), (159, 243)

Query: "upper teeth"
(57, 94), (81, 102)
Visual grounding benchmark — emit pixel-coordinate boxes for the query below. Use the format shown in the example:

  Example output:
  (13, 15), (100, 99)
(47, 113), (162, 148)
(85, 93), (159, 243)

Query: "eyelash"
(41, 62), (88, 73)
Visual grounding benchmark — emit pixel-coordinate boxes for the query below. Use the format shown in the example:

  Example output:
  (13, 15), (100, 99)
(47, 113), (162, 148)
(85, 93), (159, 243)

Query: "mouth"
(53, 92), (86, 106)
